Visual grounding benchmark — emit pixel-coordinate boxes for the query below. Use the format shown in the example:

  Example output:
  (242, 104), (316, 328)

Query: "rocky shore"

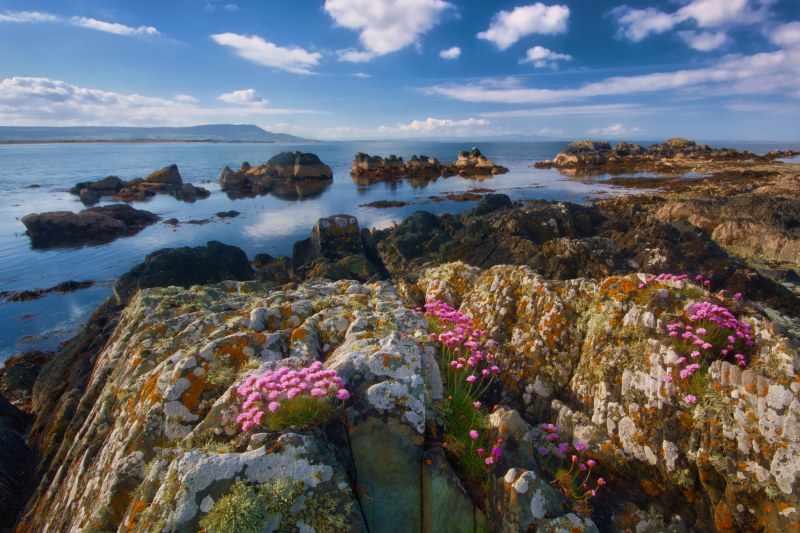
(3, 140), (800, 532)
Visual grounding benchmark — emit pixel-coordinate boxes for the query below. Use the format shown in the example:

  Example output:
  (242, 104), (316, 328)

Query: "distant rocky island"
(535, 137), (800, 175)
(0, 124), (307, 143)
(351, 147), (508, 183)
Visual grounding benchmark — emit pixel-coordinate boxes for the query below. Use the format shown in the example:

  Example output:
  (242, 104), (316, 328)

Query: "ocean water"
(1, 139), (798, 361)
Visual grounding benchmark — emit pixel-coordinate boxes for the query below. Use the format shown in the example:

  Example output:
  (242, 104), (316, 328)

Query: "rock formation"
(219, 151), (333, 199)
(351, 147), (509, 183)
(20, 204), (159, 247)
(535, 138), (758, 174)
(70, 165), (210, 203)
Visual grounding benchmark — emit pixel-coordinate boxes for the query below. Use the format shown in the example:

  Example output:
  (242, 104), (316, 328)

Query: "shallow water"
(1, 139), (797, 361)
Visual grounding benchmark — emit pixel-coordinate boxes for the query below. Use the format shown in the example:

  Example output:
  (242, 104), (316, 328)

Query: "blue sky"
(1, 0), (799, 140)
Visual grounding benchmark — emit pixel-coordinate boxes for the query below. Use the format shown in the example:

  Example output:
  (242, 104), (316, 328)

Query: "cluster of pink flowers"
(468, 430), (503, 466)
(536, 424), (605, 499)
(235, 361), (350, 432)
(638, 273), (690, 289)
(423, 299), (500, 389)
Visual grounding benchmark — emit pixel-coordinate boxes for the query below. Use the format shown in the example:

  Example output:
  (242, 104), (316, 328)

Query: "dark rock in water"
(215, 210), (240, 219)
(466, 193), (513, 217)
(219, 151), (333, 199)
(114, 241), (254, 304)
(163, 218), (179, 225)
(292, 215), (388, 282)
(0, 280), (94, 303)
(0, 418), (34, 530)
(20, 204), (159, 247)
(144, 164), (182, 185)
(78, 188), (99, 205)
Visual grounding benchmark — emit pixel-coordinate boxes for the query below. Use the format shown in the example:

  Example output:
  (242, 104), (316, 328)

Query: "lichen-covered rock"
(418, 263), (800, 532)
(350, 148), (508, 183)
(220, 152), (333, 200)
(16, 277), (442, 532)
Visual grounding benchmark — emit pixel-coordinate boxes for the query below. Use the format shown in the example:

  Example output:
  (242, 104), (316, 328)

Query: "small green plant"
(206, 355), (239, 389)
(199, 480), (268, 533)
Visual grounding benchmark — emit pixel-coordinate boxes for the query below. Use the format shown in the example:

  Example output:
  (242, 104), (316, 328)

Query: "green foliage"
(206, 355), (239, 389)
(199, 481), (268, 533)
(266, 394), (338, 432)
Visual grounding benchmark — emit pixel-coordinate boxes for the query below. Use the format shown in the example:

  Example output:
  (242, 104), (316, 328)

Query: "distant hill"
(0, 124), (309, 143)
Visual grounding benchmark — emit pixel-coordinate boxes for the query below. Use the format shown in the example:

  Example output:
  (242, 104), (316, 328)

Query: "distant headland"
(0, 124), (309, 144)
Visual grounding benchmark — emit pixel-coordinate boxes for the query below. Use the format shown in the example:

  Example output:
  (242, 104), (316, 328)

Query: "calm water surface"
(1, 139), (798, 361)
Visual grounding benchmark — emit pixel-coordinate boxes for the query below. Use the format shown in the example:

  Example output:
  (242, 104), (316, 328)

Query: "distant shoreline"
(0, 139), (280, 145)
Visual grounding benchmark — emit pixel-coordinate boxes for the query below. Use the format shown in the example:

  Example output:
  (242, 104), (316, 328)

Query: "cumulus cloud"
(375, 117), (490, 136)
(0, 77), (323, 126)
(218, 89), (269, 105)
(479, 103), (645, 118)
(174, 94), (199, 103)
(440, 46), (461, 59)
(587, 123), (641, 136)
(520, 46), (572, 68)
(678, 30), (728, 51)
(325, 0), (454, 61)
(612, 0), (769, 48)
(211, 33), (321, 74)
(426, 48), (800, 104)
(477, 3), (570, 50)
(0, 10), (161, 37)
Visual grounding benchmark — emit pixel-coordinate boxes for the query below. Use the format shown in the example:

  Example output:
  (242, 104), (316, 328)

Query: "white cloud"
(325, 0), (454, 61)
(520, 46), (572, 68)
(393, 117), (488, 132)
(440, 46), (461, 59)
(678, 30), (728, 51)
(477, 3), (570, 50)
(0, 77), (324, 126)
(587, 123), (641, 136)
(211, 33), (321, 74)
(352, 72), (371, 78)
(0, 10), (59, 23)
(426, 48), (800, 104)
(374, 117), (490, 137)
(0, 10), (161, 37)
(174, 94), (199, 103)
(610, 6), (678, 41)
(218, 89), (269, 106)
(69, 16), (160, 36)
(771, 21), (800, 49)
(612, 0), (769, 47)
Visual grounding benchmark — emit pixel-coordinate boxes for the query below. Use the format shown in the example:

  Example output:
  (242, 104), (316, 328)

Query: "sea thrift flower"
(492, 447), (503, 458)
(477, 448), (485, 456)
(485, 457), (495, 465)
(469, 430), (479, 439)
(684, 394), (698, 404)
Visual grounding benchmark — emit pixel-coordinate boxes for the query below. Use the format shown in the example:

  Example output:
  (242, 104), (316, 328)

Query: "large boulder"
(144, 164), (182, 185)
(114, 240), (254, 304)
(20, 204), (159, 247)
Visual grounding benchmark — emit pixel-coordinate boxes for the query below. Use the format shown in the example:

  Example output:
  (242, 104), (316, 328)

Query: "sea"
(1, 139), (799, 362)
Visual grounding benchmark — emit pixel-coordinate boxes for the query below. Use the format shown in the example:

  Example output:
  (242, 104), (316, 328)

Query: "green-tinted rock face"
(145, 164), (182, 185)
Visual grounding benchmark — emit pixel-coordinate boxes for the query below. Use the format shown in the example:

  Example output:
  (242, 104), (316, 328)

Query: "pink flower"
(684, 394), (698, 404)
(477, 448), (485, 456)
(466, 375), (476, 383)
(575, 441), (587, 452)
(268, 401), (281, 413)
(473, 401), (481, 409)
(587, 459), (596, 467)
(663, 375), (673, 383)
(287, 387), (300, 399)
(469, 430), (479, 439)
(310, 388), (327, 397)
(337, 389), (350, 401)
(485, 457), (495, 465)
(491, 366), (499, 373)
(734, 293), (742, 299)
(492, 447), (503, 458)
(597, 478), (606, 486)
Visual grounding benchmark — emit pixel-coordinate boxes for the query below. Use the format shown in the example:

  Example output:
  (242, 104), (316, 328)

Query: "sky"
(1, 0), (799, 141)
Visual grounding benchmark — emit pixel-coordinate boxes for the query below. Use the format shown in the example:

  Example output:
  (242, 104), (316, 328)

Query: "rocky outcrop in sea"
(20, 204), (159, 248)
(219, 151), (333, 200)
(351, 148), (509, 183)
(70, 164), (210, 203)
